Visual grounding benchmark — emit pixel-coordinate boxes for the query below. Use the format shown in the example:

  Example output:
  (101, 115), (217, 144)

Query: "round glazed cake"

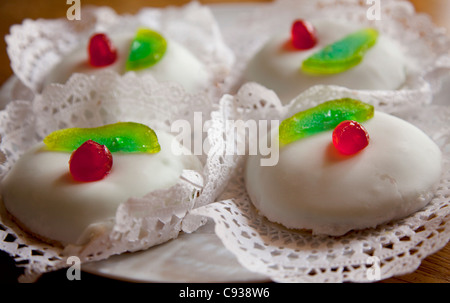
(244, 19), (407, 104)
(44, 30), (210, 94)
(1, 127), (202, 245)
(245, 102), (442, 236)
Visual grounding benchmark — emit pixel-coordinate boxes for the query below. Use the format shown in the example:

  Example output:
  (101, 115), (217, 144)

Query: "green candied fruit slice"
(279, 98), (374, 145)
(44, 122), (161, 153)
(301, 28), (379, 74)
(126, 28), (167, 71)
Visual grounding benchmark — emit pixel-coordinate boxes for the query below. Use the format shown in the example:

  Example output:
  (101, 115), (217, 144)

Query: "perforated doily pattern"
(0, 71), (237, 282)
(192, 83), (450, 283)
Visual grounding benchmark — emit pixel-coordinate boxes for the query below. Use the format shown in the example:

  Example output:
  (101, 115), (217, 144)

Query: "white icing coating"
(44, 33), (210, 93)
(244, 20), (407, 104)
(1, 131), (202, 245)
(245, 112), (442, 236)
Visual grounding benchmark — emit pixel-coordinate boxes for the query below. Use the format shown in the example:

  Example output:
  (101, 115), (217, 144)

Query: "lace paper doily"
(222, 0), (450, 106)
(6, 2), (234, 100)
(192, 83), (450, 283)
(0, 71), (237, 282)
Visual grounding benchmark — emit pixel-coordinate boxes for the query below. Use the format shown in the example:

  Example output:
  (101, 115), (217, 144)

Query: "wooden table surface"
(0, 0), (448, 284)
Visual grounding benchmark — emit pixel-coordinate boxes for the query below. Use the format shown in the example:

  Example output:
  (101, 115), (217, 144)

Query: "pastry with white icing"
(245, 107), (442, 236)
(44, 30), (210, 94)
(244, 20), (407, 104)
(1, 128), (202, 245)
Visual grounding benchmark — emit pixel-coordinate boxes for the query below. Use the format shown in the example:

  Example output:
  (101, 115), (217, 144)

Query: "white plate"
(82, 219), (269, 283)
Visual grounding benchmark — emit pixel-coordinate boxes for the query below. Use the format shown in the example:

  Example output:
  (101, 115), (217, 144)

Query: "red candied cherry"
(69, 140), (113, 182)
(291, 19), (318, 50)
(88, 33), (118, 67)
(332, 120), (370, 155)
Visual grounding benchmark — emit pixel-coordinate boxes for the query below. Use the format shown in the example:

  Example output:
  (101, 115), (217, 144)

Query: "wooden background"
(0, 0), (448, 283)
